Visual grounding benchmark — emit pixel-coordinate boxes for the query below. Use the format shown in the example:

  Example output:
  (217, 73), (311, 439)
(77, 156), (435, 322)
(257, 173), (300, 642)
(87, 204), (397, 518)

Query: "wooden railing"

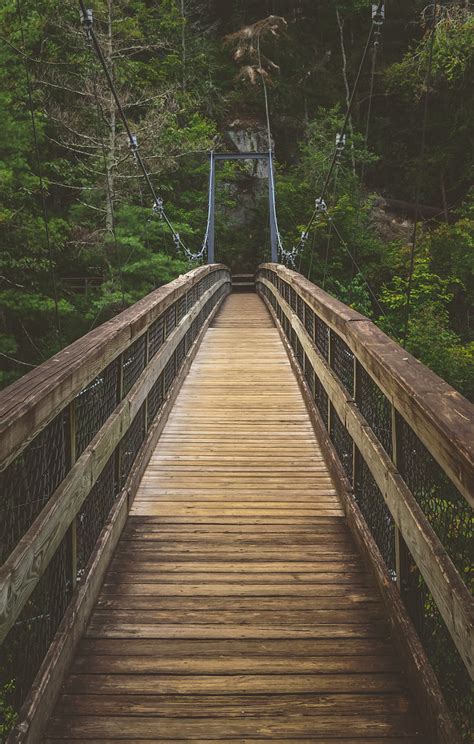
(257, 263), (473, 743)
(0, 264), (231, 739)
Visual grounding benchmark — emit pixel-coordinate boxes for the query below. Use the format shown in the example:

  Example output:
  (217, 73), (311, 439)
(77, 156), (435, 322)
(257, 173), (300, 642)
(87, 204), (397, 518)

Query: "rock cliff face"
(211, 120), (273, 270)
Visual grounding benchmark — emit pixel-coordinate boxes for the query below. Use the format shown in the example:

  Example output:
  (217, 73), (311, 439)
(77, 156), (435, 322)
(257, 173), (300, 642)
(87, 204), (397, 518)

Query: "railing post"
(392, 404), (407, 591)
(68, 399), (78, 588)
(327, 329), (333, 431)
(143, 332), (149, 434)
(116, 353), (124, 488)
(352, 358), (358, 488)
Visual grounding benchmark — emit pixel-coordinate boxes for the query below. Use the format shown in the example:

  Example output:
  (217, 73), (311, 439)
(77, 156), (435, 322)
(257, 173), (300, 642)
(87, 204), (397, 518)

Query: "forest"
(0, 0), (473, 399)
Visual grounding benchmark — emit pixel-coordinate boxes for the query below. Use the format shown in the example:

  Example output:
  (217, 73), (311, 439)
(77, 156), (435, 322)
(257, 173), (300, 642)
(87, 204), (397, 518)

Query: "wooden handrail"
(257, 264), (474, 683)
(259, 263), (474, 507)
(0, 264), (228, 472)
(0, 266), (230, 644)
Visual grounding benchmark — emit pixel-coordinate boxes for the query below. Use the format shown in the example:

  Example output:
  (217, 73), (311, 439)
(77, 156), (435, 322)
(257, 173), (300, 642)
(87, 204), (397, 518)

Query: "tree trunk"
(336, 8), (356, 174)
(105, 0), (116, 234)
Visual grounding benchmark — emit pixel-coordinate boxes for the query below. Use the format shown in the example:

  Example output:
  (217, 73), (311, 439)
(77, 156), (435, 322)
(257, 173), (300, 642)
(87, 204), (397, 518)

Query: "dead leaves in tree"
(224, 15), (287, 85)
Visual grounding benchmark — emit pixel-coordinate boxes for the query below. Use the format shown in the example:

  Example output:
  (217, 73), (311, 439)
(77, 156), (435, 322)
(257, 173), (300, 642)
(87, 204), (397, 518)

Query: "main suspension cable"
(291, 1), (384, 260)
(78, 1), (196, 258)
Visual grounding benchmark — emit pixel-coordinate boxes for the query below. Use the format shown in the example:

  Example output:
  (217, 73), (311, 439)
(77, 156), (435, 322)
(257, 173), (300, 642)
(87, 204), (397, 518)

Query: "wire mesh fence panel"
(148, 314), (165, 360)
(296, 294), (304, 323)
(175, 337), (186, 373)
(164, 303), (177, 338)
(354, 448), (396, 575)
(396, 413), (473, 587)
(0, 409), (70, 563)
(147, 372), (165, 427)
(119, 404), (146, 488)
(122, 335), (146, 397)
(330, 404), (353, 481)
(75, 359), (119, 457)
(400, 550), (473, 739)
(315, 317), (330, 361)
(176, 295), (187, 325)
(304, 303), (315, 340)
(330, 331), (354, 397)
(355, 362), (392, 457)
(164, 355), (176, 395)
(0, 535), (72, 716)
(76, 455), (117, 574)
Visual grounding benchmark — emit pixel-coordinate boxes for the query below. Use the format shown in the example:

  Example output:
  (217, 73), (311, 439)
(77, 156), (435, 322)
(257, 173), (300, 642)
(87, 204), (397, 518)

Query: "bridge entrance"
(206, 151), (279, 264)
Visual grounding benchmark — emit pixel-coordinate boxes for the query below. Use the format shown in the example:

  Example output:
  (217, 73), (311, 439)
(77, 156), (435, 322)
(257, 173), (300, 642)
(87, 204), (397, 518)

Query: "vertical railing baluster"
(143, 332), (149, 435)
(392, 404), (407, 591)
(69, 399), (78, 588)
(352, 358), (358, 488)
(327, 329), (333, 431)
(116, 352), (124, 488)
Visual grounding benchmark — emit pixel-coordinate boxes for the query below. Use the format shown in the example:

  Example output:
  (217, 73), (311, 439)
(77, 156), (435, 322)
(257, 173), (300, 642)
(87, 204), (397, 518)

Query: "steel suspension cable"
(293, 0), (384, 257)
(16, 0), (63, 345)
(404, 0), (438, 341)
(78, 1), (193, 256)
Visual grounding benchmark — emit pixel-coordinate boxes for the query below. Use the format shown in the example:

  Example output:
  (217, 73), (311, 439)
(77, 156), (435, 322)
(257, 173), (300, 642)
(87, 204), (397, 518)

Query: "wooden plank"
(44, 293), (426, 743)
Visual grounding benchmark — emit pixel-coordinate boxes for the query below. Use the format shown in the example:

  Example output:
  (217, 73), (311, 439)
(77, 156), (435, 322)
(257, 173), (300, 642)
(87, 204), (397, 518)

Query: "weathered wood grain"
(0, 278), (228, 646)
(259, 263), (474, 505)
(46, 293), (426, 743)
(259, 275), (474, 681)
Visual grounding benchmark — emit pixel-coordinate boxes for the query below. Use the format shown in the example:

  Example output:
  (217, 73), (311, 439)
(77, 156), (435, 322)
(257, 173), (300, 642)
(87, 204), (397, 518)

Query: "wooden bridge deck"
(45, 293), (425, 742)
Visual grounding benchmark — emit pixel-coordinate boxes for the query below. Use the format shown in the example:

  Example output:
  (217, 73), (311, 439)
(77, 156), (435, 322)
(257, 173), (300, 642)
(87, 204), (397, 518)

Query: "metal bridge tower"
(206, 151), (278, 264)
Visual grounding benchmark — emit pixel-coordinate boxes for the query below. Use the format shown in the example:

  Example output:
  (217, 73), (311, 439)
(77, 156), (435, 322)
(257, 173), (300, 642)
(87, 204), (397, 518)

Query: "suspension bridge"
(1, 2), (473, 743)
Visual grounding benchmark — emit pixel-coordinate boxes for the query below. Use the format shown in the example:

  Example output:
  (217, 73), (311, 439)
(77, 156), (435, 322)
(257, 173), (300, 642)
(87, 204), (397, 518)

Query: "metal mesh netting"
(76, 455), (117, 574)
(355, 362), (393, 457)
(0, 535), (72, 716)
(296, 337), (304, 369)
(396, 413), (473, 587)
(175, 337), (186, 373)
(186, 284), (198, 310)
(148, 313), (165, 359)
(330, 330), (354, 397)
(304, 303), (315, 340)
(75, 359), (119, 456)
(164, 355), (177, 395)
(315, 317), (329, 361)
(122, 335), (146, 397)
(296, 294), (304, 323)
(304, 353), (315, 396)
(164, 304), (177, 337)
(119, 404), (146, 487)
(176, 295), (187, 324)
(354, 448), (396, 574)
(330, 404), (353, 481)
(147, 372), (165, 427)
(401, 552), (473, 739)
(289, 286), (297, 311)
(0, 409), (69, 564)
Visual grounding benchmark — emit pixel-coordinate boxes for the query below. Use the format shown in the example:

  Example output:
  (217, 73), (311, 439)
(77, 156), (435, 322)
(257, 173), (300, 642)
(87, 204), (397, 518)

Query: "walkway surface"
(46, 293), (425, 741)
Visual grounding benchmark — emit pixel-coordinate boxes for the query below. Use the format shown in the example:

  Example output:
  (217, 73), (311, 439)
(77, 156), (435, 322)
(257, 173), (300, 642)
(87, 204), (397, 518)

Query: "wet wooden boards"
(46, 293), (425, 742)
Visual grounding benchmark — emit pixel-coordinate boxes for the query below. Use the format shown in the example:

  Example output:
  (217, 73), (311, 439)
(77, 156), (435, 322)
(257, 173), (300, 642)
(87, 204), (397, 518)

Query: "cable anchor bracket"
(80, 8), (94, 43)
(152, 197), (164, 218)
(315, 197), (328, 214)
(129, 134), (139, 164)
